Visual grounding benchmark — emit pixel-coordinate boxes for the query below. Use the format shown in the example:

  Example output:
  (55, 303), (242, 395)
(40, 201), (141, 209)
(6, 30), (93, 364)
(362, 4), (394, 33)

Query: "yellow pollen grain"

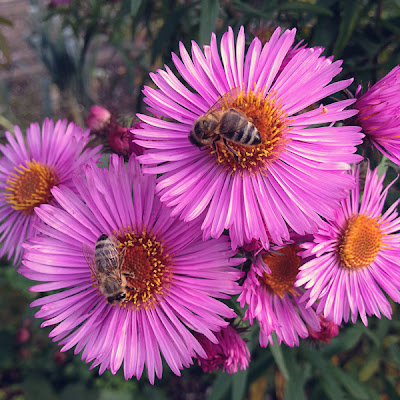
(339, 214), (383, 269)
(260, 244), (301, 298)
(4, 160), (58, 214)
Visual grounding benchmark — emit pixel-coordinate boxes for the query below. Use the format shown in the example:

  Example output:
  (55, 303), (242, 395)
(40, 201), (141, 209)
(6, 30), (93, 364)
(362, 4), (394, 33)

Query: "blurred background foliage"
(0, 0), (400, 399)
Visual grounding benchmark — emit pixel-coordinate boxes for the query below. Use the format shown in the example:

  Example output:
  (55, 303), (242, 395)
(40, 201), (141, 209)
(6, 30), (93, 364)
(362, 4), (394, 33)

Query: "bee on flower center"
(83, 234), (141, 305)
(189, 88), (261, 161)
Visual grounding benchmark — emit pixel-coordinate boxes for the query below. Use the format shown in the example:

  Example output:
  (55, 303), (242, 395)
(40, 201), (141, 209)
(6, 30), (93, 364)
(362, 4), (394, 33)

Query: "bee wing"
(82, 242), (98, 277)
(208, 86), (243, 114)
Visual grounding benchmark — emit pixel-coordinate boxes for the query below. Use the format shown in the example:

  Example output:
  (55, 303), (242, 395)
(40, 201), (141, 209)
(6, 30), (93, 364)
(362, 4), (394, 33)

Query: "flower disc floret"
(261, 244), (301, 297)
(339, 214), (383, 269)
(5, 160), (58, 214)
(116, 229), (172, 308)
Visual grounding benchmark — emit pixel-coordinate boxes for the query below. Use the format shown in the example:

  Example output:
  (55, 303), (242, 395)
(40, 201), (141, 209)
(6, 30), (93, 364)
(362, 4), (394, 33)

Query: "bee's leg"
(123, 272), (136, 279)
(223, 137), (239, 162)
(212, 138), (221, 161)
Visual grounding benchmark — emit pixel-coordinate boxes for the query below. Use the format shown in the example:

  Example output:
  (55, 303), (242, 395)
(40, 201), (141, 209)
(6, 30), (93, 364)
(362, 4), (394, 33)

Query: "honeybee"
(189, 89), (261, 160)
(83, 234), (135, 305)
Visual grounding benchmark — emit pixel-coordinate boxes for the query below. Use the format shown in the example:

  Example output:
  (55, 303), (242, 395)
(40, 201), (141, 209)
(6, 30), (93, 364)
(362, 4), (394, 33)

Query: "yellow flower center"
(339, 214), (383, 269)
(210, 89), (291, 172)
(260, 244), (301, 298)
(5, 160), (58, 215)
(117, 228), (171, 309)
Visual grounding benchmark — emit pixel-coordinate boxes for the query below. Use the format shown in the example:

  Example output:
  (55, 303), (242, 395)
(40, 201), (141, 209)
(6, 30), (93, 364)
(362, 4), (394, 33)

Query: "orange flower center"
(209, 88), (291, 172)
(5, 160), (58, 215)
(260, 245), (301, 298)
(117, 228), (171, 309)
(339, 214), (383, 269)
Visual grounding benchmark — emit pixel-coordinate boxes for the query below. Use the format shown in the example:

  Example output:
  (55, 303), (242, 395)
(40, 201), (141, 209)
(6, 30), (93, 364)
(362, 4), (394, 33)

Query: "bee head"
(195, 118), (217, 138)
(107, 292), (126, 304)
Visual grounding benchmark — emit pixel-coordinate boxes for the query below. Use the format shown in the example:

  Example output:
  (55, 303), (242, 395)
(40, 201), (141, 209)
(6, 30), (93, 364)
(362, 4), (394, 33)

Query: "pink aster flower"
(296, 164), (400, 326)
(195, 325), (250, 374)
(354, 66), (400, 165)
(238, 244), (320, 347)
(0, 118), (100, 265)
(135, 26), (363, 250)
(19, 155), (244, 383)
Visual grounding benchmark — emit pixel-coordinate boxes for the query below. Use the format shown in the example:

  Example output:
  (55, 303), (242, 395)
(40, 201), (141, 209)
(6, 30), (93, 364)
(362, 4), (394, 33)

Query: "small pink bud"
(86, 105), (112, 132)
(308, 315), (340, 344)
(53, 351), (67, 364)
(16, 328), (30, 344)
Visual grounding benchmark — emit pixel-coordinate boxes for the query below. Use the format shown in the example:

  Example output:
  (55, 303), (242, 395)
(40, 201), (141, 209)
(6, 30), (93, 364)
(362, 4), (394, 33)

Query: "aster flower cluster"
(1, 25), (400, 383)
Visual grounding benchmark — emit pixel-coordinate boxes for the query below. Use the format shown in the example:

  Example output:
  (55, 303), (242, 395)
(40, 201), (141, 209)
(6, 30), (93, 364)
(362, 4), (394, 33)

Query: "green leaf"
(0, 16), (13, 27)
(321, 323), (364, 357)
(0, 32), (11, 67)
(151, 6), (189, 63)
(130, 0), (142, 16)
(389, 341), (400, 369)
(60, 384), (98, 400)
(207, 373), (232, 400)
(231, 369), (248, 400)
(359, 355), (380, 382)
(382, 376), (400, 400)
(333, 367), (369, 399)
(269, 337), (289, 380)
(377, 156), (389, 178)
(275, 1), (333, 16)
(333, 0), (360, 57)
(23, 376), (56, 400)
(283, 348), (308, 400)
(99, 390), (132, 400)
(306, 352), (346, 400)
(199, 0), (220, 45)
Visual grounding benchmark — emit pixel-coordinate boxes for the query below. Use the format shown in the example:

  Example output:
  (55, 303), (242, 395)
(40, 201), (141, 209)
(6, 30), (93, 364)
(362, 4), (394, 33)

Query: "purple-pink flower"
(195, 325), (250, 374)
(0, 118), (100, 265)
(19, 155), (244, 383)
(354, 66), (400, 165)
(296, 165), (400, 325)
(135, 26), (363, 250)
(238, 244), (320, 347)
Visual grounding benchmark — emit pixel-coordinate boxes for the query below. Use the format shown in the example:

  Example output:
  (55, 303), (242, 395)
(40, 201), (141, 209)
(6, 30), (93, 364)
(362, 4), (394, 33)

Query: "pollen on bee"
(211, 88), (291, 173)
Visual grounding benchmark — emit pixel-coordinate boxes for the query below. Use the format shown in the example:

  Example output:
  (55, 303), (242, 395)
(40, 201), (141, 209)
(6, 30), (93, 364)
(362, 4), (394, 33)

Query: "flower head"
(0, 118), (100, 265)
(20, 155), (244, 383)
(238, 244), (320, 347)
(296, 165), (400, 325)
(195, 325), (250, 374)
(135, 26), (363, 250)
(354, 66), (400, 165)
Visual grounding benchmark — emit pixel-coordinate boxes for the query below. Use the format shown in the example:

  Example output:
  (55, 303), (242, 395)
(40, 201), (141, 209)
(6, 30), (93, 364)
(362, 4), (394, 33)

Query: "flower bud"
(86, 105), (112, 132)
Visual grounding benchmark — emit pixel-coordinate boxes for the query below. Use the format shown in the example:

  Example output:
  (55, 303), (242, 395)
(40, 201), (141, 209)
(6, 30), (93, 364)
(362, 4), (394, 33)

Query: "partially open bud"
(86, 105), (112, 133)
(308, 315), (340, 344)
(195, 325), (250, 374)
